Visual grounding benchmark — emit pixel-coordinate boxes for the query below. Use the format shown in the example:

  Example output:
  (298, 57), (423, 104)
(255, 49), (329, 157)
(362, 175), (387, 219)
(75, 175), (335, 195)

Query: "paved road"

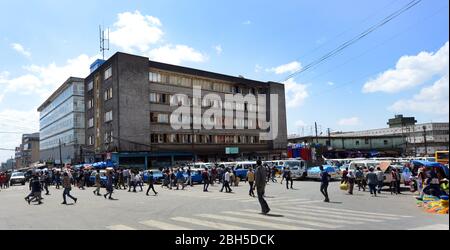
(0, 179), (448, 230)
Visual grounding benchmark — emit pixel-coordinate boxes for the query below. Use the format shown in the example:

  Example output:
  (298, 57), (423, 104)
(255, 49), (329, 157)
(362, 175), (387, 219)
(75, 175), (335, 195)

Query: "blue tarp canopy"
(412, 160), (443, 168)
(308, 165), (337, 173)
(91, 161), (117, 169)
(412, 160), (449, 177)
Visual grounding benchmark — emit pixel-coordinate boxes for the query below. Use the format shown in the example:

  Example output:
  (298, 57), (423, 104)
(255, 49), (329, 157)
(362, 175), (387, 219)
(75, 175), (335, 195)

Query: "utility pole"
(422, 126), (428, 156)
(59, 139), (63, 167)
(315, 122), (318, 144)
(327, 128), (331, 147)
(413, 125), (417, 156)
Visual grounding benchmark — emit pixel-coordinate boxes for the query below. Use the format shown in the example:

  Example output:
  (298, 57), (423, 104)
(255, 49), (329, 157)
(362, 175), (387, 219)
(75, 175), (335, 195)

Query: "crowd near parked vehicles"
(1, 155), (448, 215)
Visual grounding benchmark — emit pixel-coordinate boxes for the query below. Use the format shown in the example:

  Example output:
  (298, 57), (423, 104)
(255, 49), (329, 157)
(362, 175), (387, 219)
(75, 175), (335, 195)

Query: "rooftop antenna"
(99, 25), (110, 60)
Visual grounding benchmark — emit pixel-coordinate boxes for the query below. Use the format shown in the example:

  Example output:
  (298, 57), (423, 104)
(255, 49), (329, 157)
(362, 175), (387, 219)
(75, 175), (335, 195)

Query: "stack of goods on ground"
(416, 195), (449, 215)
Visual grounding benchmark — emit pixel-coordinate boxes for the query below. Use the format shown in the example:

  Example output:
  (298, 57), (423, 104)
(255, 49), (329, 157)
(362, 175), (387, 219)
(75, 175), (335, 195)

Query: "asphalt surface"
(0, 178), (448, 230)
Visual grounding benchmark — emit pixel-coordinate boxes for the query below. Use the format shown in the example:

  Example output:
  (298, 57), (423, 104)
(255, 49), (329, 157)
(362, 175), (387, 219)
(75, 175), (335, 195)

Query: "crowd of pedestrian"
(340, 164), (449, 200)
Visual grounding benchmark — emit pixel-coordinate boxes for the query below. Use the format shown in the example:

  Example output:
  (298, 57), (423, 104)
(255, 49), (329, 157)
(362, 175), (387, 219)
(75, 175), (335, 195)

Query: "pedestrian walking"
(271, 166), (278, 183)
(176, 169), (185, 190)
(93, 170), (102, 196)
(55, 171), (61, 189)
(104, 170), (115, 200)
(390, 168), (401, 195)
(26, 175), (43, 205)
(355, 167), (365, 191)
(247, 167), (256, 197)
(319, 166), (330, 202)
(375, 167), (384, 194)
(341, 167), (349, 184)
(84, 170), (90, 187)
(135, 172), (143, 192)
(128, 171), (136, 192)
(255, 160), (270, 215)
(43, 171), (51, 195)
(366, 167), (379, 197)
(146, 171), (158, 196)
(186, 167), (193, 187)
(220, 169), (233, 193)
(284, 167), (293, 189)
(62, 172), (77, 205)
(123, 168), (130, 189)
(347, 170), (355, 195)
(170, 169), (176, 190)
(202, 168), (210, 192)
(415, 168), (426, 199)
(211, 167), (218, 186)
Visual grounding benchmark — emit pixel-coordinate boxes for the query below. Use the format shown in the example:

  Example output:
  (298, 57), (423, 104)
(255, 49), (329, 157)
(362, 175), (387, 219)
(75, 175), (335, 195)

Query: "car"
(10, 172), (26, 186)
(143, 170), (164, 184)
(183, 168), (203, 183)
(307, 165), (339, 180)
(283, 160), (308, 179)
(234, 161), (257, 180)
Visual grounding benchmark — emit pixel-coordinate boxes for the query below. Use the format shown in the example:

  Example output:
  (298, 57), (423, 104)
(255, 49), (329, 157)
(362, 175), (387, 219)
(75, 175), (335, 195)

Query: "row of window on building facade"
(86, 133), (263, 146)
(149, 71), (267, 95)
(150, 112), (261, 129)
(86, 67), (266, 97)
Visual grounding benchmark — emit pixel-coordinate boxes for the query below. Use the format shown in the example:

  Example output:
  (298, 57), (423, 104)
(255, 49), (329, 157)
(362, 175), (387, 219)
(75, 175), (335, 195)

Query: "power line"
(292, 0), (402, 63)
(305, 5), (449, 100)
(0, 148), (15, 151)
(299, 1), (448, 90)
(281, 0), (423, 82)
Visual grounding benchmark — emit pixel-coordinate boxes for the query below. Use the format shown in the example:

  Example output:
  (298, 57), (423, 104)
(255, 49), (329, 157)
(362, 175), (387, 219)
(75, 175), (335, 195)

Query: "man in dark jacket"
(255, 160), (270, 215)
(319, 166), (330, 202)
(146, 171), (158, 196)
(28, 175), (43, 205)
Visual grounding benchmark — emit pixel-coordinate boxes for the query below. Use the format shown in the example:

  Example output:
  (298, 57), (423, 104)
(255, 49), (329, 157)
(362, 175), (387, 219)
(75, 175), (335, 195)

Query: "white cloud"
(389, 75), (449, 117)
(0, 108), (40, 162)
(110, 10), (164, 53)
(254, 64), (263, 73)
(214, 45), (223, 55)
(148, 44), (207, 65)
(327, 81), (335, 86)
(109, 11), (206, 66)
(11, 43), (31, 58)
(295, 120), (307, 127)
(338, 117), (361, 126)
(0, 54), (98, 101)
(284, 78), (309, 108)
(243, 20), (252, 25)
(268, 61), (302, 75)
(363, 42), (449, 93)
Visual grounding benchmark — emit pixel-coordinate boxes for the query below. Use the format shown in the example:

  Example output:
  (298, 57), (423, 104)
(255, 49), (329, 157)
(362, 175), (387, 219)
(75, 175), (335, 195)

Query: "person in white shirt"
(135, 173), (143, 192)
(347, 170), (356, 195)
(128, 172), (136, 192)
(375, 167), (385, 194)
(220, 169), (232, 193)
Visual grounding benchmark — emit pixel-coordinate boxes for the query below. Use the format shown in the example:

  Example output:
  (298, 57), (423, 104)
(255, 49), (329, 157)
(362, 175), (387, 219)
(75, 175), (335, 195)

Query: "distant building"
(37, 77), (85, 165)
(14, 133), (40, 169)
(387, 114), (417, 128)
(289, 115), (449, 157)
(1, 158), (16, 171)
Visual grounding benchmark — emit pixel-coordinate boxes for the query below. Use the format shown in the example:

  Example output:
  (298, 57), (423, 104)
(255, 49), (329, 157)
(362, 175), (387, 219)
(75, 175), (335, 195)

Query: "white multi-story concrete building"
(37, 77), (85, 165)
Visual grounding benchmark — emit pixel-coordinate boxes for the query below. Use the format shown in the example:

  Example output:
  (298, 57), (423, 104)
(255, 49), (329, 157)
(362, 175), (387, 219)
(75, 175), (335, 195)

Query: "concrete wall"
(117, 53), (150, 152)
(268, 82), (287, 150)
(39, 144), (81, 164)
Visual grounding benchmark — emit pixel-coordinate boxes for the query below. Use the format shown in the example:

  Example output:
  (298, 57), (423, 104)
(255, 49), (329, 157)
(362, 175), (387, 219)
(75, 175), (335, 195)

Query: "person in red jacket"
(0, 173), (5, 189)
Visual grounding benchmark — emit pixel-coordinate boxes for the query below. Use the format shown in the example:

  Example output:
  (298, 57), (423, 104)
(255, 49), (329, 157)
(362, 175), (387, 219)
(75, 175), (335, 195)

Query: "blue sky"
(0, 0), (449, 162)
